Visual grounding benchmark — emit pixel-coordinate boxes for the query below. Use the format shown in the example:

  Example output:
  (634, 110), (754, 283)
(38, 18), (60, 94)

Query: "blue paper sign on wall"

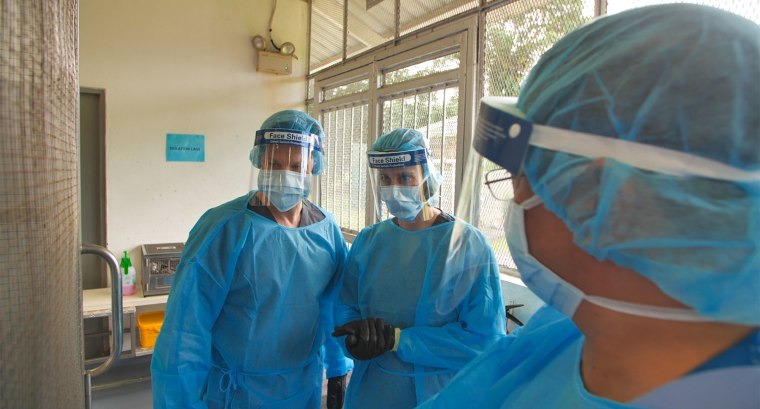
(166, 133), (205, 162)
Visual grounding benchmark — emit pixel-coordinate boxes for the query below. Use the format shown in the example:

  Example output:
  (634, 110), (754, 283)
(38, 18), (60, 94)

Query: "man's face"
(261, 145), (314, 174)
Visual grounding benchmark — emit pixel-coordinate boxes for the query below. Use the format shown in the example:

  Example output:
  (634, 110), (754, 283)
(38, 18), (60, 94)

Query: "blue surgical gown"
(417, 306), (760, 408)
(335, 218), (506, 408)
(151, 194), (351, 409)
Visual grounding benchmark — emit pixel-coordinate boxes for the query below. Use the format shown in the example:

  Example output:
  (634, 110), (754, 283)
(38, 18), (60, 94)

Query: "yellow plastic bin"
(137, 311), (165, 349)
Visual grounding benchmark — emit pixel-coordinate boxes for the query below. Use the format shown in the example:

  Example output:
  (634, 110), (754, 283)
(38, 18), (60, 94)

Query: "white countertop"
(83, 287), (168, 315)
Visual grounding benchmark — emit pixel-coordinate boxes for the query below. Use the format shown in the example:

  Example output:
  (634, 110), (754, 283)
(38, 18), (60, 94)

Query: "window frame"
(308, 0), (759, 279)
(311, 16), (478, 243)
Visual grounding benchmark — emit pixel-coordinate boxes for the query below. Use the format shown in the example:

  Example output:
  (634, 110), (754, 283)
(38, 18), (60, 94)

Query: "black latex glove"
(332, 318), (395, 360)
(326, 374), (347, 409)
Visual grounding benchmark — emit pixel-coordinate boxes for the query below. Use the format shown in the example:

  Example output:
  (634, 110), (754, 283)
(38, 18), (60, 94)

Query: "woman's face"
(378, 165), (423, 186)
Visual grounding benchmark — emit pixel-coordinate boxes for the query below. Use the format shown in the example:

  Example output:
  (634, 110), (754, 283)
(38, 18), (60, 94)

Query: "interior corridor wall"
(79, 0), (309, 272)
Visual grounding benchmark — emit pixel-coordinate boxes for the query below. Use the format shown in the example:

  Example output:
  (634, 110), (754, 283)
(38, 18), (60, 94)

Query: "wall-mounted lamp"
(252, 35), (267, 51)
(278, 42), (295, 56)
(252, 0), (297, 75)
(252, 35), (297, 57)
(252, 38), (294, 75)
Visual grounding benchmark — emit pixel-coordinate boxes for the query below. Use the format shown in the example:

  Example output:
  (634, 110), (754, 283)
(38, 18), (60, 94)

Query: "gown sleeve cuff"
(392, 327), (401, 351)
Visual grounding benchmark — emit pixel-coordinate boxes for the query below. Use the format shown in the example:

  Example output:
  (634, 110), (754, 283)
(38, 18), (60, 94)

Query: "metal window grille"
(607, 0), (759, 23)
(310, 0), (477, 74)
(347, 0), (395, 60)
(479, 0), (596, 271)
(313, 21), (472, 238)
(309, 0), (759, 269)
(384, 52), (460, 86)
(320, 104), (370, 234)
(324, 79), (370, 101)
(1, 0), (83, 406)
(310, 0), (346, 73)
(399, 0), (479, 36)
(380, 85), (459, 216)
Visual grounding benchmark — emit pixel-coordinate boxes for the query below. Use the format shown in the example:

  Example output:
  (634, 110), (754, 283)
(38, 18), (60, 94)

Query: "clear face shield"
(452, 95), (759, 243)
(367, 148), (439, 223)
(449, 98), (533, 273)
(249, 128), (322, 212)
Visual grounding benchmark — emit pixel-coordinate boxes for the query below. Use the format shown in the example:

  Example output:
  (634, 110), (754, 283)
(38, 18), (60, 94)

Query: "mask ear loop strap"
(519, 195), (543, 210)
(584, 296), (714, 322)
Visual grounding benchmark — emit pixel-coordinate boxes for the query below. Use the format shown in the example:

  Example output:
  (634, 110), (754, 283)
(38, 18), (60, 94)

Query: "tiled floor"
(90, 356), (152, 409)
(92, 379), (153, 409)
(90, 356), (333, 408)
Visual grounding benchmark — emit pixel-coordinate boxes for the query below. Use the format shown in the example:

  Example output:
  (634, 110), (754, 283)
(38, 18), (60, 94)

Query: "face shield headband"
(475, 96), (760, 182)
(367, 148), (428, 169)
(254, 128), (323, 154)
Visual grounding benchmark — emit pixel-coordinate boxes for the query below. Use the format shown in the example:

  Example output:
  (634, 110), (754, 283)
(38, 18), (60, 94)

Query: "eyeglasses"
(484, 168), (521, 201)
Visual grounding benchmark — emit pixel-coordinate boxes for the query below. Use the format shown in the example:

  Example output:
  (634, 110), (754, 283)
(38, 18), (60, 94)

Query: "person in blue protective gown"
(332, 128), (507, 409)
(417, 4), (760, 409)
(151, 110), (352, 409)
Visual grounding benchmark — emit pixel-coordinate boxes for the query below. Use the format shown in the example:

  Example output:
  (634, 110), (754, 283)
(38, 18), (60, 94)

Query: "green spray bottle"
(120, 251), (136, 296)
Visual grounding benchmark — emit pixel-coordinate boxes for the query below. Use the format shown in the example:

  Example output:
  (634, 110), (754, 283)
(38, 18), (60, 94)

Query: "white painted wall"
(80, 0), (309, 272)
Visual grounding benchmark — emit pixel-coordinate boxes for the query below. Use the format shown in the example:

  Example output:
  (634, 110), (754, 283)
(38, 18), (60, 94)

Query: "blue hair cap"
(517, 4), (760, 324)
(373, 128), (427, 152)
(249, 110), (327, 175)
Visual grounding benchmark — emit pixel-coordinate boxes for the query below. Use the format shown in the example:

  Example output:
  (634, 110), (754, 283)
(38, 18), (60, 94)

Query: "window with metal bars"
(308, 0), (760, 271)
(379, 85), (459, 218)
(319, 105), (370, 235)
(477, 0), (596, 271)
(310, 20), (473, 240)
